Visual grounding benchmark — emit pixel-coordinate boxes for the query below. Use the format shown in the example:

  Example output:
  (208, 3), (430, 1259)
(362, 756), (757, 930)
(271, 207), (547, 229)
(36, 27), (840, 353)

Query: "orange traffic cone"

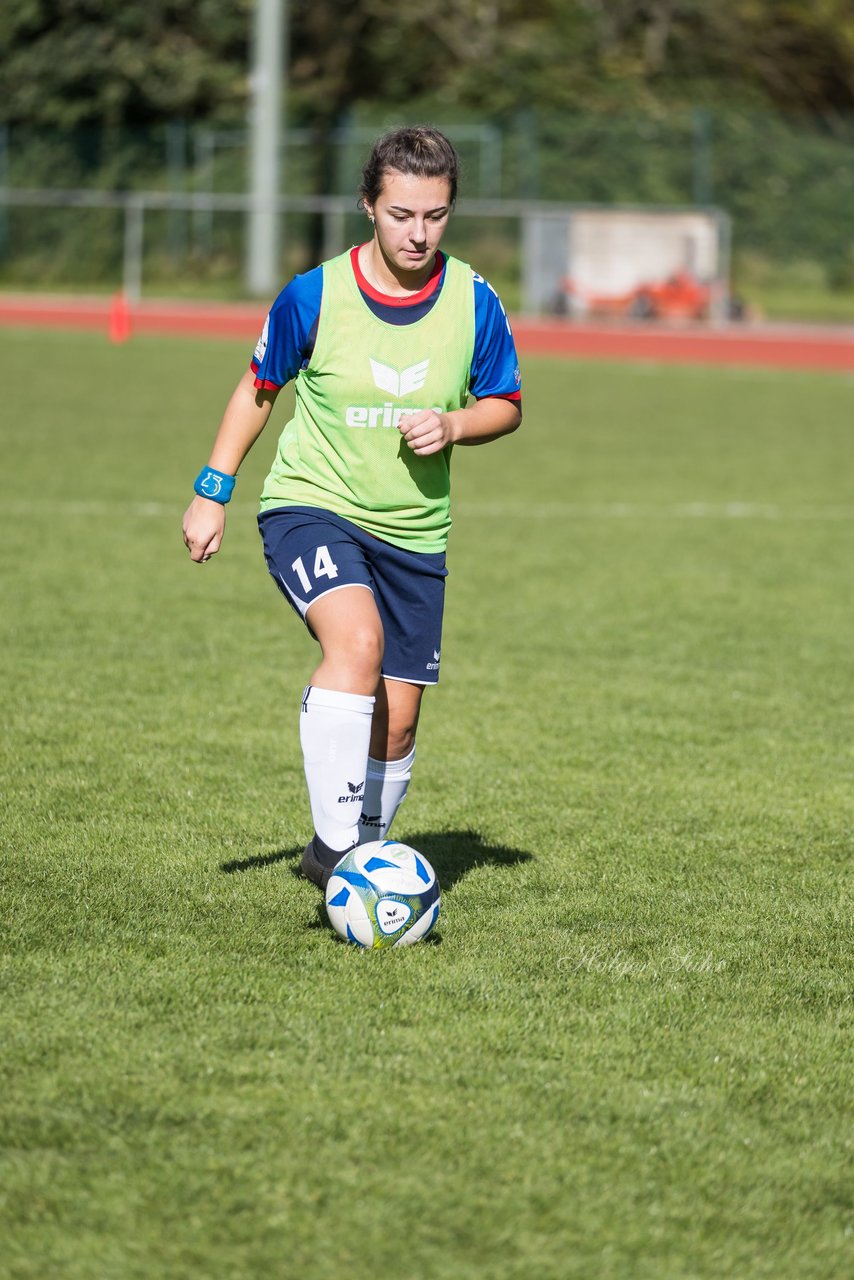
(108, 291), (132, 343)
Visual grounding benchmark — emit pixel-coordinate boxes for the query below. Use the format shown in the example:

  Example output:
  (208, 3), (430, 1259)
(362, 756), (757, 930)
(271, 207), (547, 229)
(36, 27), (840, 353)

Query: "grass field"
(2, 330), (853, 1279)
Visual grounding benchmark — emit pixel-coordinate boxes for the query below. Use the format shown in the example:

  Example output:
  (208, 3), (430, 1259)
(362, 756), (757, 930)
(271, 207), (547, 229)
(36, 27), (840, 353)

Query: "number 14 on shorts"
(292, 545), (339, 595)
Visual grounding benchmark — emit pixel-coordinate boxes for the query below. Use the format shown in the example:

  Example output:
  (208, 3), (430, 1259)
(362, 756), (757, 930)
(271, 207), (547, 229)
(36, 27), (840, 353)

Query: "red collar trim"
(350, 244), (444, 307)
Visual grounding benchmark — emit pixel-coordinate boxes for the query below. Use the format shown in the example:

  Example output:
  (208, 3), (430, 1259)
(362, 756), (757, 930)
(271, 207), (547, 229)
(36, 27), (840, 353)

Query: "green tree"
(0, 0), (252, 127)
(1, 0), (852, 130)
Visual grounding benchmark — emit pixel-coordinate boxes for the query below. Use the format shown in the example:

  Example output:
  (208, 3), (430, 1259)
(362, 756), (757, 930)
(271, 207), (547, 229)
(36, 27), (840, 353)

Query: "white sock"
(299, 686), (375, 853)
(358, 745), (416, 844)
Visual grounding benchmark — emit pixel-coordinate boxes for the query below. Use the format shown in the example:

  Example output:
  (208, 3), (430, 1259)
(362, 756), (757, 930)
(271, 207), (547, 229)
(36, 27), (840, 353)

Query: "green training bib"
(259, 250), (475, 552)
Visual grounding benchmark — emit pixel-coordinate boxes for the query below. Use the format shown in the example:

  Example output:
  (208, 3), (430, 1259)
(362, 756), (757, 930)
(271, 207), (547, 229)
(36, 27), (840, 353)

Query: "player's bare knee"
(384, 718), (418, 760)
(346, 625), (384, 683)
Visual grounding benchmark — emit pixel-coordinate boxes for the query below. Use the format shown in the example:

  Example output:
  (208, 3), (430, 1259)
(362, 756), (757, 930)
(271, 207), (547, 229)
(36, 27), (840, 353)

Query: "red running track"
(1, 292), (852, 373)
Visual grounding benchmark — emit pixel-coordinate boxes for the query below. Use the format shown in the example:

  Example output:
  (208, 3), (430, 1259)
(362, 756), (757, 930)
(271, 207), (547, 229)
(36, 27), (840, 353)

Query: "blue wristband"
(194, 467), (236, 504)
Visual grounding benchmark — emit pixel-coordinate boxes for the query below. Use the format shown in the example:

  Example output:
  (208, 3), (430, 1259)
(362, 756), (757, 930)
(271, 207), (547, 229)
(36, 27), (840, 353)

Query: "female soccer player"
(182, 125), (521, 887)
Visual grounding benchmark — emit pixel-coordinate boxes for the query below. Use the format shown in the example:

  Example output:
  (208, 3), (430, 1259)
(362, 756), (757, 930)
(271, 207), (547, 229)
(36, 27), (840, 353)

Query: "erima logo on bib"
(370, 357), (430, 397)
(345, 357), (440, 430)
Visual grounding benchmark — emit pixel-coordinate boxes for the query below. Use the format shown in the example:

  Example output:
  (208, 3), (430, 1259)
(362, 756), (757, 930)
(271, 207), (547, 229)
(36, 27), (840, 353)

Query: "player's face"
(365, 170), (452, 276)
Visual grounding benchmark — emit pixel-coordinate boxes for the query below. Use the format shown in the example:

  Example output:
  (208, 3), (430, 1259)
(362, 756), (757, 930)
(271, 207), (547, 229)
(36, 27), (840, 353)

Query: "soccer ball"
(325, 840), (441, 949)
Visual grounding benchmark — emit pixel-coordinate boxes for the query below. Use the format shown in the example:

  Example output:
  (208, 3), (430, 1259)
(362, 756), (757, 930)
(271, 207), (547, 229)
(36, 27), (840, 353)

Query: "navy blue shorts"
(258, 506), (447, 685)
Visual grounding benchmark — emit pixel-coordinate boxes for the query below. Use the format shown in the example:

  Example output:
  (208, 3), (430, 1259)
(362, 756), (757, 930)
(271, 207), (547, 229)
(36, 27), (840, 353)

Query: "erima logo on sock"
(339, 780), (365, 803)
(344, 357), (441, 429)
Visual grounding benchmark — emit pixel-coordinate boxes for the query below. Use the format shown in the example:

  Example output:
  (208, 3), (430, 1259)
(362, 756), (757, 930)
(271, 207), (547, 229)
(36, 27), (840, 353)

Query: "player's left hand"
(398, 409), (454, 456)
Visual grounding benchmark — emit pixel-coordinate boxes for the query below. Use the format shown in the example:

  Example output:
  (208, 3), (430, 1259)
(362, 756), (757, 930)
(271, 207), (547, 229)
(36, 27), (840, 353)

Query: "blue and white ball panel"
(396, 894), (441, 946)
(325, 875), (376, 948)
(354, 842), (437, 895)
(324, 840), (441, 949)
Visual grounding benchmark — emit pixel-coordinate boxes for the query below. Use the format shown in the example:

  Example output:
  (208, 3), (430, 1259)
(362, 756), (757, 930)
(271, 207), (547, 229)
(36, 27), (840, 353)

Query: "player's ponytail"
(358, 125), (460, 208)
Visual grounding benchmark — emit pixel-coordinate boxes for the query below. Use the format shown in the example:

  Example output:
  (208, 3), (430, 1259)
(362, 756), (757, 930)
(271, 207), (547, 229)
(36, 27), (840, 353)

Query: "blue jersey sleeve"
(469, 274), (522, 401)
(251, 266), (323, 389)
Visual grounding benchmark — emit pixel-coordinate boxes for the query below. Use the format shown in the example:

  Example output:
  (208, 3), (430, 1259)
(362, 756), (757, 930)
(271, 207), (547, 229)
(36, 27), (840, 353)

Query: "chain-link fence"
(0, 109), (851, 311)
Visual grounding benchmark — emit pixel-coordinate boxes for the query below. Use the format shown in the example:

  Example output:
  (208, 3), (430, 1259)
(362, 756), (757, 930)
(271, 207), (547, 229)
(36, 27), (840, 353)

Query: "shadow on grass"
(222, 829), (532, 888)
(401, 829), (533, 893)
(222, 831), (531, 945)
(220, 846), (302, 875)
(302, 830), (532, 943)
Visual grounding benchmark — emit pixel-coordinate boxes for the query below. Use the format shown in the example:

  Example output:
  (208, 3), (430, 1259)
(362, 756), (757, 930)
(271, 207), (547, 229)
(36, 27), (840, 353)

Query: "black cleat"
(300, 835), (353, 889)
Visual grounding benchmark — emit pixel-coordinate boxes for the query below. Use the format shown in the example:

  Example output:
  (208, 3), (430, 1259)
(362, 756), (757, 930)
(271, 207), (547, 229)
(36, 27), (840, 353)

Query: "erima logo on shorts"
(426, 649), (440, 671)
(344, 357), (440, 429)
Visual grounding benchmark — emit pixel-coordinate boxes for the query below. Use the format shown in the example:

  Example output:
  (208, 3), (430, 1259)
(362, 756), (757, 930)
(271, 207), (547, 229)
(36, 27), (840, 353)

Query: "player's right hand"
(182, 495), (227, 563)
